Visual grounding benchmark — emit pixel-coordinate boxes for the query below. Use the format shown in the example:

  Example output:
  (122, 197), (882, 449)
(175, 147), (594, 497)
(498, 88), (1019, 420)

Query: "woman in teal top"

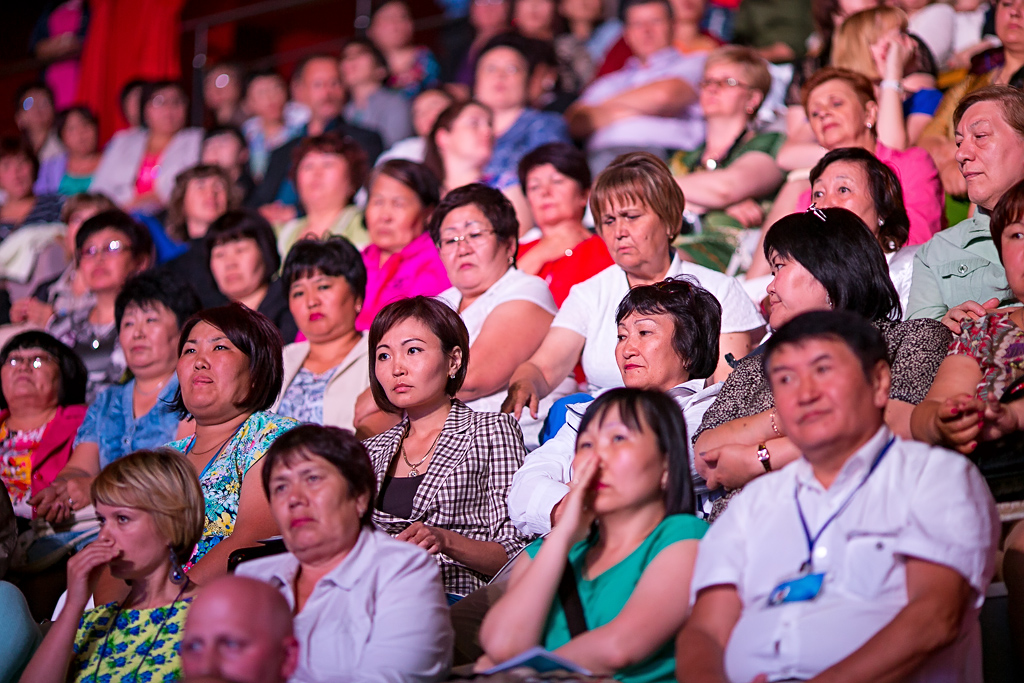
(479, 388), (707, 683)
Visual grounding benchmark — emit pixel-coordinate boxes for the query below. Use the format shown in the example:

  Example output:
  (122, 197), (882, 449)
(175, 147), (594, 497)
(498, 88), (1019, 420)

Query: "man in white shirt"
(677, 310), (999, 683)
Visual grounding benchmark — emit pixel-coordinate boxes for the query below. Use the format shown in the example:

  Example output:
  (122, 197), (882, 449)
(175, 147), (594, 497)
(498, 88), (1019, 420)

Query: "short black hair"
(203, 125), (247, 148)
(518, 142), (591, 195)
(367, 296), (470, 414)
(120, 78), (149, 116)
(115, 270), (203, 330)
(243, 68), (286, 97)
(0, 137), (39, 181)
(261, 424), (377, 527)
(763, 310), (890, 383)
(0, 331), (87, 409)
(621, 0), (673, 22)
(138, 80), (186, 129)
(75, 209), (154, 265)
(577, 388), (694, 516)
(763, 208), (901, 322)
(170, 303), (284, 418)
(292, 53), (339, 84)
(15, 82), (54, 110)
(427, 183), (519, 262)
(281, 236), (367, 301)
(368, 159), (441, 212)
(204, 210), (282, 286)
(342, 36), (390, 82)
(476, 31), (543, 80)
(614, 278), (722, 380)
(55, 106), (98, 144)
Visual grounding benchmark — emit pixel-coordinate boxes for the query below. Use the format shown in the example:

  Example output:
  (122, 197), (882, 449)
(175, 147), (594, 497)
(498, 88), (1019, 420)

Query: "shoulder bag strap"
(556, 559), (588, 638)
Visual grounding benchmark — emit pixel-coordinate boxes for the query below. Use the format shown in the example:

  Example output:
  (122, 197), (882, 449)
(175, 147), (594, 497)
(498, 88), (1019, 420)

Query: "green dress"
(669, 131), (784, 273)
(524, 514), (708, 683)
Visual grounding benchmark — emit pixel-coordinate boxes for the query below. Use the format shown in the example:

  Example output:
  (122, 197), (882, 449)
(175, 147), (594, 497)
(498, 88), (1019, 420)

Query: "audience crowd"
(2, 0), (1024, 681)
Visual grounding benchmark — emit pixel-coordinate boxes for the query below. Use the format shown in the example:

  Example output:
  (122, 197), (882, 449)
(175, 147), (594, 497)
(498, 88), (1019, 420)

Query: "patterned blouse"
(276, 365), (339, 424)
(71, 598), (192, 683)
(0, 422), (46, 518)
(167, 411), (298, 568)
(949, 311), (1024, 401)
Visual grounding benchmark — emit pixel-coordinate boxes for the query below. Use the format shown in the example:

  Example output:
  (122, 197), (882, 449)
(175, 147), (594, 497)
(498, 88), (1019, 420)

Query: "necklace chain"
(400, 427), (443, 477)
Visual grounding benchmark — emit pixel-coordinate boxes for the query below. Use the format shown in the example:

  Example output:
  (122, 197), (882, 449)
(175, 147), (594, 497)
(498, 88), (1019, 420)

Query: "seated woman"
(276, 133), (369, 255)
(809, 147), (916, 310)
(20, 448), (204, 683)
(48, 209), (153, 402)
(90, 81), (203, 213)
(31, 271), (201, 528)
(167, 303), (299, 583)
(432, 184), (566, 447)
(341, 37), (414, 150)
(669, 45), (785, 273)
(0, 138), (63, 242)
(35, 106), (101, 197)
(517, 142), (613, 305)
(356, 159), (450, 331)
(272, 237), (371, 429)
(480, 388), (707, 681)
(505, 153), (764, 420)
(206, 210), (298, 343)
(367, 0), (442, 98)
(238, 424), (453, 682)
(363, 296), (530, 599)
(694, 208), (950, 517)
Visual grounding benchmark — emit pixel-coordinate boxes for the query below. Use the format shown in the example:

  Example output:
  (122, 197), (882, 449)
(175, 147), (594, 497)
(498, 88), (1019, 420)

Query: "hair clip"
(807, 203), (826, 221)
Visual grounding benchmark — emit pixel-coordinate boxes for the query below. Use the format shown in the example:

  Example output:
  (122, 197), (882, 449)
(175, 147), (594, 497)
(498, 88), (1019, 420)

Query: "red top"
(517, 234), (614, 307)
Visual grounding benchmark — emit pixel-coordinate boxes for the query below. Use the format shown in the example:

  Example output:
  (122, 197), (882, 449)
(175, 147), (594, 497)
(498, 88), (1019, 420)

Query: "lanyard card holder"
(767, 568), (825, 607)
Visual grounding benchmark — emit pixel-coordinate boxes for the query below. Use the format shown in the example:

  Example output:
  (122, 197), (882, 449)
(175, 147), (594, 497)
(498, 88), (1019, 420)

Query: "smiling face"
(525, 163), (588, 229)
(810, 160), (880, 233)
(615, 311), (690, 390)
(475, 47), (530, 113)
(0, 346), (59, 408)
(595, 198), (672, 276)
(806, 79), (877, 150)
(374, 316), (461, 412)
(78, 228), (143, 295)
(177, 321), (253, 423)
(366, 173), (427, 257)
(766, 252), (832, 329)
(288, 270), (361, 343)
(95, 503), (169, 581)
(954, 100), (1024, 211)
(210, 238), (268, 302)
(437, 203), (514, 298)
(119, 302), (181, 380)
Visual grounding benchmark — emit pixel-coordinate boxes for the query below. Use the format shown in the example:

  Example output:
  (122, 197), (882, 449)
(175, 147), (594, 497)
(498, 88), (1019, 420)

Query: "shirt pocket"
(840, 530), (901, 600)
(933, 257), (1004, 303)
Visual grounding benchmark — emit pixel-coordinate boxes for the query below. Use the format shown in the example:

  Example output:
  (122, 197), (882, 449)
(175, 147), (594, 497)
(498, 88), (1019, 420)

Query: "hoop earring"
(169, 547), (186, 585)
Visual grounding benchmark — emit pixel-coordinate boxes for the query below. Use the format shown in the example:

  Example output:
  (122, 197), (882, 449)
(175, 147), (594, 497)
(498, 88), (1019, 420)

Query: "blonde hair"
(704, 45), (773, 101)
(832, 6), (908, 81)
(92, 448), (206, 564)
(589, 152), (685, 240)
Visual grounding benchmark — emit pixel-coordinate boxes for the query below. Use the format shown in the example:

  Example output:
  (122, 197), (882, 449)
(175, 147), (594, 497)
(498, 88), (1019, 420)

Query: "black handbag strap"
(556, 559), (588, 638)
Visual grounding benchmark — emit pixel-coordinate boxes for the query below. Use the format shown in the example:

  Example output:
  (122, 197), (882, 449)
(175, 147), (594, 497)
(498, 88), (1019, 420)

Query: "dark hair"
(0, 137), (40, 182)
(170, 303), (284, 418)
(763, 208), (901, 322)
(368, 160), (441, 212)
(423, 99), (492, 182)
(115, 270), (202, 330)
(763, 309), (890, 383)
(990, 178), (1024, 262)
(517, 142), (591, 195)
(166, 164), (234, 241)
(427, 183), (519, 261)
(203, 125), (247, 148)
(953, 84), (1024, 142)
(261, 425), (377, 526)
(0, 331), (87, 409)
(614, 278), (722, 380)
(75, 209), (154, 265)
(138, 81), (187, 129)
(342, 36), (390, 82)
(289, 133), (368, 204)
(55, 106), (98, 144)
(367, 297), (470, 414)
(15, 82), (55, 110)
(476, 31), (541, 80)
(204, 210), (281, 286)
(243, 68), (286, 97)
(119, 79), (149, 117)
(809, 147), (910, 253)
(621, 0), (674, 22)
(282, 236), (368, 300)
(292, 53), (340, 85)
(576, 388), (694, 516)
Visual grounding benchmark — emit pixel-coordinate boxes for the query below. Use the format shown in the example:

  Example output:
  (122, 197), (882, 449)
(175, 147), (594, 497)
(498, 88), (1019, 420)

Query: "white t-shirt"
(887, 244), (918, 320)
(909, 3), (957, 66)
(552, 257), (765, 392)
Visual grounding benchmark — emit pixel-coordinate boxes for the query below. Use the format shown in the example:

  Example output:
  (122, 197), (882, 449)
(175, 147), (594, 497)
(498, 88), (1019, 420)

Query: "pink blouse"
(356, 231), (450, 331)
(134, 151), (161, 197)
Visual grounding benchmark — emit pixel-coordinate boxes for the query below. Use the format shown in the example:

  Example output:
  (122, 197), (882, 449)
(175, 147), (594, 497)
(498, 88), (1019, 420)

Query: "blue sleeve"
(275, 180), (300, 207)
(73, 389), (112, 448)
(905, 88), (944, 117)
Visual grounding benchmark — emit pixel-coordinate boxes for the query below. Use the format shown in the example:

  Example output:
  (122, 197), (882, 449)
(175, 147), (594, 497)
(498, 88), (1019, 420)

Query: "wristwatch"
(756, 443), (772, 472)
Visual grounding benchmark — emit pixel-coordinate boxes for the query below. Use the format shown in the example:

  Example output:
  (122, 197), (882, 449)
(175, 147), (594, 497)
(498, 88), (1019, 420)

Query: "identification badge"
(767, 571), (825, 607)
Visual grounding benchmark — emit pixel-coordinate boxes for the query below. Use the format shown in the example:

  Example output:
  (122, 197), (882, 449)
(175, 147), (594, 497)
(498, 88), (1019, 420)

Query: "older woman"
(276, 133), (369, 255)
(20, 449), (205, 683)
(480, 389), (706, 680)
(669, 46), (785, 273)
(694, 208), (950, 517)
(272, 237), (370, 430)
(517, 142), (612, 305)
(206, 210), (297, 343)
(48, 209), (153, 402)
(357, 160), (449, 331)
(0, 139), (62, 241)
(90, 81), (203, 212)
(31, 271), (201, 527)
(167, 303), (299, 583)
(364, 296), (529, 599)
(505, 153), (764, 420)
(236, 424), (453, 682)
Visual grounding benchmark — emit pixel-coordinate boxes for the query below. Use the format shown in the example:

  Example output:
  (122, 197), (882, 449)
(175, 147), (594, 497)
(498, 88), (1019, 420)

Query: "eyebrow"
(770, 351), (833, 373)
(402, 337), (426, 345)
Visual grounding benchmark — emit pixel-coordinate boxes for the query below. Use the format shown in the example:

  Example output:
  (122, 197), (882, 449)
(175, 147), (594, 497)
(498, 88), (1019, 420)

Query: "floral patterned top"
(949, 311), (1024, 401)
(167, 411), (298, 568)
(0, 422), (46, 518)
(276, 365), (339, 424)
(71, 598), (192, 683)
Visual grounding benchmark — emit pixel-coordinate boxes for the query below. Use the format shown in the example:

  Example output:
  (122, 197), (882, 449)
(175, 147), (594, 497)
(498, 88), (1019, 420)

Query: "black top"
(377, 475), (423, 520)
(160, 241), (228, 310)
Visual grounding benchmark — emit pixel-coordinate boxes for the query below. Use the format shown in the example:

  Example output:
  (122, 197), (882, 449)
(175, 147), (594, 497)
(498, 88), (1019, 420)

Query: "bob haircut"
(801, 67), (876, 112)
(423, 99), (492, 182)
(166, 164), (235, 241)
(576, 388), (695, 516)
(990, 178), (1024, 262)
(170, 303), (285, 418)
(92, 448), (206, 565)
(139, 80), (187, 130)
(55, 106), (98, 143)
(832, 7), (909, 81)
(261, 424), (377, 527)
(75, 209), (154, 265)
(703, 45), (773, 101)
(475, 32), (540, 82)
(289, 133), (368, 204)
(764, 208), (902, 322)
(342, 36), (390, 82)
(281, 236), (368, 301)
(517, 142), (592, 195)
(204, 210), (281, 286)
(367, 296), (470, 414)
(115, 270), (203, 330)
(60, 192), (116, 224)
(590, 152), (685, 239)
(427, 183), (519, 260)
(367, 159), (441, 213)
(809, 147), (910, 253)
(0, 137), (40, 182)
(764, 309), (890, 383)
(0, 331), (87, 410)
(953, 85), (1024, 142)
(614, 278), (722, 380)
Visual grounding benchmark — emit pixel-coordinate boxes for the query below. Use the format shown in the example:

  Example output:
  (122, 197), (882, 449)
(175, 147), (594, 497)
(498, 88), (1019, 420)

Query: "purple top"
(356, 231), (451, 331)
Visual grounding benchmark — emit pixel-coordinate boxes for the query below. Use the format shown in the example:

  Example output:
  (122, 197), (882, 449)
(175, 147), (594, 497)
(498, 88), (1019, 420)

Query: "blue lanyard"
(794, 436), (895, 572)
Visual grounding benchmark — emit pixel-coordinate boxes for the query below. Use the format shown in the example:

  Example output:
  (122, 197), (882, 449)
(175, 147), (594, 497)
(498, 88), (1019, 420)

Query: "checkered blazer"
(363, 400), (530, 596)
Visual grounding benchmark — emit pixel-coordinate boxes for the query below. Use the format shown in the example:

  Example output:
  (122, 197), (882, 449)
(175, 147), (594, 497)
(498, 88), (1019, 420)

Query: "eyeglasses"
(807, 204), (827, 221)
(5, 354), (55, 370)
(438, 222), (496, 252)
(481, 63), (522, 77)
(80, 240), (129, 259)
(699, 77), (750, 90)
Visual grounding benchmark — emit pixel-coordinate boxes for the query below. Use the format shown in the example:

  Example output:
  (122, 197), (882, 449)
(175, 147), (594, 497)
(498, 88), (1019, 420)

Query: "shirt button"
(958, 264), (969, 274)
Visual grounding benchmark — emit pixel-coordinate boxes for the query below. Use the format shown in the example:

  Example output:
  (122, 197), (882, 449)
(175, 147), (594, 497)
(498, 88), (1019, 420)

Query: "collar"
(364, 231), (435, 266)
(265, 527), (380, 594)
(624, 46), (683, 70)
(793, 425), (891, 494)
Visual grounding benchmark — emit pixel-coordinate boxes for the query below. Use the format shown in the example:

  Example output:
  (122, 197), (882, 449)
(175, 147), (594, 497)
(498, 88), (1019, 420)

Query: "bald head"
(182, 576), (298, 683)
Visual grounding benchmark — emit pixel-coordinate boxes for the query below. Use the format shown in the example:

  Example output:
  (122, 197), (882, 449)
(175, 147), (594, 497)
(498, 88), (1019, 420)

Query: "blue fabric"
(73, 377), (181, 468)
(904, 88), (944, 117)
(0, 582), (40, 683)
(539, 392), (593, 445)
(483, 109), (571, 181)
(132, 213), (189, 264)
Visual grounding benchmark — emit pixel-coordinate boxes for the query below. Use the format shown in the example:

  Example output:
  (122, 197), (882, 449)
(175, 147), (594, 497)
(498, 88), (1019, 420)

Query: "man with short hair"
(181, 575), (299, 683)
(677, 310), (999, 683)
